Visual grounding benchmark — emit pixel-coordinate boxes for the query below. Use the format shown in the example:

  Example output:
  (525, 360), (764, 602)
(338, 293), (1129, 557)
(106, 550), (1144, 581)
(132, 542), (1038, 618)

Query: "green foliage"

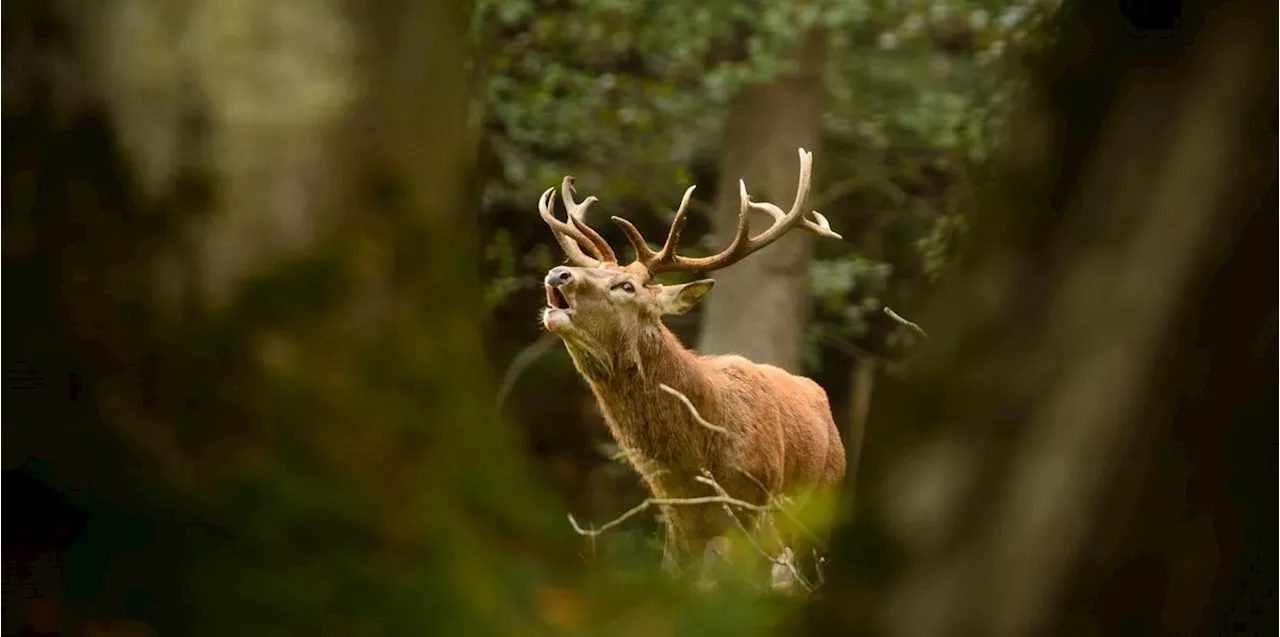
(918, 211), (970, 282)
(478, 0), (1061, 359)
(811, 257), (894, 328)
(9, 0), (1078, 633)
(483, 228), (556, 312)
(471, 0), (1069, 622)
(802, 257), (888, 369)
(810, 0), (1060, 359)
(477, 0), (874, 201)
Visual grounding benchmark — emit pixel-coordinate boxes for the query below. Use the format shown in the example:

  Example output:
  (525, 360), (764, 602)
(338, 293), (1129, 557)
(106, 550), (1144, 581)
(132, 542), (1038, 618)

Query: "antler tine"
(539, 187), (605, 268)
(659, 185), (698, 257)
(742, 200), (843, 240)
(605, 148), (839, 278)
(610, 215), (659, 264)
(561, 176), (618, 263)
(641, 148), (839, 276)
(737, 147), (835, 248)
(608, 185), (697, 275)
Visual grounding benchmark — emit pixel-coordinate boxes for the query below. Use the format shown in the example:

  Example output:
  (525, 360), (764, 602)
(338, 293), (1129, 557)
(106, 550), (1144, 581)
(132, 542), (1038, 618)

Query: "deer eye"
(613, 281), (635, 293)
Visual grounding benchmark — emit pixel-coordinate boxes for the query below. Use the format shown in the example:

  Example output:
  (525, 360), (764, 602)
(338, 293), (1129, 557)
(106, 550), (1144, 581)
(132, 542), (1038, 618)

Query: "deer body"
(537, 148), (846, 578)
(568, 322), (845, 561)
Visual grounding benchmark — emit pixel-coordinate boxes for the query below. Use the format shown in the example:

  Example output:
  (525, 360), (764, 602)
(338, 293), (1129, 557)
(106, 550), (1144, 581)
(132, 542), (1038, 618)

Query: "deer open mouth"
(546, 285), (572, 312)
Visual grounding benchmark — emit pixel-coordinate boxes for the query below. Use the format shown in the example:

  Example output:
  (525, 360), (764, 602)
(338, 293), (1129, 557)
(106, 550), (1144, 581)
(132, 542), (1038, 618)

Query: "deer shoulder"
(705, 355), (843, 490)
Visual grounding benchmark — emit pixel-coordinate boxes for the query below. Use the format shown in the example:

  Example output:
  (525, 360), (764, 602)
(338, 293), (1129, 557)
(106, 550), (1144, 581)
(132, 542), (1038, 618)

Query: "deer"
(536, 148), (847, 588)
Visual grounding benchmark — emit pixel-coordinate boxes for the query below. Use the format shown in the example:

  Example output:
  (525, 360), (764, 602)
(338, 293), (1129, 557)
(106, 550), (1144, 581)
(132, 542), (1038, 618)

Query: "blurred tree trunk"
(696, 30), (827, 372)
(92, 0), (362, 308)
(803, 1), (1276, 635)
(845, 356), (876, 495)
(5, 0), (566, 634)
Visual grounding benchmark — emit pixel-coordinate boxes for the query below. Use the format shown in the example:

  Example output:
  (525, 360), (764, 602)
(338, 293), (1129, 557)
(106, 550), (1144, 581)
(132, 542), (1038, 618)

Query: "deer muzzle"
(543, 266), (576, 332)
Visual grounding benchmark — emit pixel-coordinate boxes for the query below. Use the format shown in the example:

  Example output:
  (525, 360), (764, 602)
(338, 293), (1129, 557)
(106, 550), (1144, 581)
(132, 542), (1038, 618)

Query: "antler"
(538, 176), (618, 267)
(610, 148), (841, 278)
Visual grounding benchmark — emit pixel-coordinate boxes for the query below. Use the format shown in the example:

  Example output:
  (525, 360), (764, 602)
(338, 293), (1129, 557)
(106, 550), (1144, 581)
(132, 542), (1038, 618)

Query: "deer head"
(539, 148), (841, 361)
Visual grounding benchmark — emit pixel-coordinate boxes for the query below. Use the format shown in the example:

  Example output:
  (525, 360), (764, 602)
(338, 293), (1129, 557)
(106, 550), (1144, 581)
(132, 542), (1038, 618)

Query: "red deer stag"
(538, 148), (846, 585)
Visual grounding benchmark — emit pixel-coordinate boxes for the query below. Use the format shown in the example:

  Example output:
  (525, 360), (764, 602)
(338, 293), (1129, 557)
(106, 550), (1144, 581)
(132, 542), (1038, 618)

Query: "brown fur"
(542, 263), (845, 568)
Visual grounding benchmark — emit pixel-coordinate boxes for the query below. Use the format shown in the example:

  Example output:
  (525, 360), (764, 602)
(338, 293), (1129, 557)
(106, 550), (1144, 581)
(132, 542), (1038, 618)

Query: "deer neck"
(570, 323), (718, 472)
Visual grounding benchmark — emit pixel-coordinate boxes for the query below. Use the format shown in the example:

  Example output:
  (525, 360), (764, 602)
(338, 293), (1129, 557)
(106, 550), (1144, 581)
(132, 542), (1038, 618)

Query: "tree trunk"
(845, 356), (876, 496)
(696, 30), (828, 372)
(4, 1), (565, 634)
(803, 1), (1276, 635)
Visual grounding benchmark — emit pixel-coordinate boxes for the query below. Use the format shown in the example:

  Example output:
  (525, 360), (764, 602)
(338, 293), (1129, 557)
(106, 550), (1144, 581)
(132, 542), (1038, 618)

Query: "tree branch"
(884, 306), (930, 341)
(697, 470), (814, 593)
(658, 383), (731, 435)
(567, 492), (765, 538)
(571, 385), (819, 593)
(657, 384), (823, 549)
(496, 332), (558, 406)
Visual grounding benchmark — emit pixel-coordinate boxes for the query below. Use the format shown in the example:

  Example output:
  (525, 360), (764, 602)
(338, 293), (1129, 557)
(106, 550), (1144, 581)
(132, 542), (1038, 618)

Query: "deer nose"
(546, 267), (573, 287)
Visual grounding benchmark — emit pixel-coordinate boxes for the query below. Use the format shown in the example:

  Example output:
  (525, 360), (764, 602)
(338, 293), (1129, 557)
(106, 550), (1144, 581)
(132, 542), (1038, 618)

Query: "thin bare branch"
(658, 383), (731, 436)
(884, 306), (930, 340)
(496, 332), (558, 407)
(733, 466), (828, 552)
(665, 370), (829, 555)
(697, 470), (814, 593)
(604, 446), (672, 480)
(568, 389), (821, 594)
(568, 493), (765, 538)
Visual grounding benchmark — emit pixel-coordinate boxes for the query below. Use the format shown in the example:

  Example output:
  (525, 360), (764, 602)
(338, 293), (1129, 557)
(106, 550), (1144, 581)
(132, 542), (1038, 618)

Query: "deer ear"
(657, 279), (715, 315)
